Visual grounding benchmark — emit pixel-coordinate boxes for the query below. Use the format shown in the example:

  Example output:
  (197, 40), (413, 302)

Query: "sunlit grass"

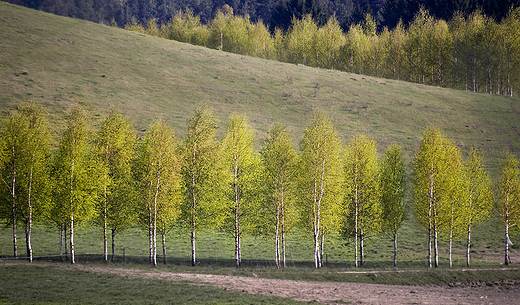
(0, 263), (308, 304)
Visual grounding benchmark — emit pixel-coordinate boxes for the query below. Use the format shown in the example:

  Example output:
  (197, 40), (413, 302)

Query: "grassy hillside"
(1, 2), (520, 267)
(2, 2), (520, 164)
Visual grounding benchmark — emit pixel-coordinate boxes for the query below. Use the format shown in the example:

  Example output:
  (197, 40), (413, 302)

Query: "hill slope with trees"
(1, 2), (520, 268)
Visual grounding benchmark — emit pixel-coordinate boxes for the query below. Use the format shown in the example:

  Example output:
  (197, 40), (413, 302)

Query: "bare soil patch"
(63, 265), (520, 305)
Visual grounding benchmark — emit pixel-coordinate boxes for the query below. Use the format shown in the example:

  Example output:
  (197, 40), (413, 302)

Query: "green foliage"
(298, 111), (343, 267)
(125, 17), (145, 33)
(497, 152), (520, 230)
(260, 123), (298, 267)
(461, 148), (493, 226)
(414, 126), (464, 267)
(496, 151), (520, 265)
(162, 9), (209, 46)
(180, 107), (225, 229)
(94, 110), (136, 261)
(132, 119), (181, 265)
(180, 107), (226, 265)
(287, 15), (318, 66)
(0, 104), (51, 259)
(343, 134), (381, 267)
(414, 127), (458, 232)
(221, 114), (260, 266)
(380, 144), (405, 236)
(52, 106), (99, 263)
(461, 147), (493, 266)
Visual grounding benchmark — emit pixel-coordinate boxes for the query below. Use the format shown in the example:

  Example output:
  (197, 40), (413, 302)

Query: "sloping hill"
(1, 2), (519, 169)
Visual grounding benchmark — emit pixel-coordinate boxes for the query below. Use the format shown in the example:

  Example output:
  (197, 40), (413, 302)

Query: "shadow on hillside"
(2, 254), (503, 270)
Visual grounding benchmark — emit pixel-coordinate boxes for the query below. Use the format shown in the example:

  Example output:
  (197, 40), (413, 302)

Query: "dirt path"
(63, 265), (520, 305)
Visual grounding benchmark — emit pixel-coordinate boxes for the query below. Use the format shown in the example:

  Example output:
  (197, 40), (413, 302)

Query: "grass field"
(1, 4), (520, 303)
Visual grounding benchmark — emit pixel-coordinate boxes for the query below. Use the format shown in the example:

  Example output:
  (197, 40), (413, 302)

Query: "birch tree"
(315, 16), (345, 69)
(444, 143), (463, 268)
(248, 20), (275, 59)
(53, 107), (98, 264)
(380, 144), (405, 267)
(461, 148), (492, 267)
(180, 107), (225, 266)
(222, 114), (259, 267)
(94, 111), (136, 262)
(287, 15), (318, 66)
(343, 134), (381, 267)
(497, 152), (520, 265)
(260, 124), (298, 268)
(17, 105), (51, 263)
(0, 105), (51, 261)
(298, 111), (343, 268)
(0, 110), (28, 259)
(133, 120), (181, 266)
(414, 127), (457, 268)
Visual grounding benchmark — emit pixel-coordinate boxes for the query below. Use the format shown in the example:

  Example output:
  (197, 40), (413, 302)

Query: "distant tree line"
(128, 7), (520, 97)
(1, 104), (519, 268)
(5, 0), (520, 31)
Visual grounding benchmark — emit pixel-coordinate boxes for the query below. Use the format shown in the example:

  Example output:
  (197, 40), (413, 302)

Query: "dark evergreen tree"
(270, 0), (327, 30)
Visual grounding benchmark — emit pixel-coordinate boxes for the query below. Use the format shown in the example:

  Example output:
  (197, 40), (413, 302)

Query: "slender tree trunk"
(152, 210), (157, 267)
(434, 224), (438, 268)
(449, 203), (454, 268)
(151, 159), (161, 267)
(59, 226), (64, 262)
(191, 224), (196, 266)
(281, 177), (286, 268)
(282, 208), (286, 268)
(313, 224), (320, 268)
(25, 226), (32, 262)
(428, 163), (433, 268)
(393, 230), (398, 267)
(70, 137), (76, 264)
(111, 228), (116, 262)
(315, 156), (326, 268)
(26, 155), (34, 262)
(467, 220), (471, 267)
(320, 229), (325, 267)
(70, 211), (75, 264)
(162, 227), (167, 265)
(148, 203), (153, 265)
(234, 158), (241, 268)
(354, 158), (359, 268)
(275, 202), (280, 269)
(467, 185), (473, 267)
(191, 146), (197, 267)
(449, 229), (453, 268)
(505, 196), (511, 265)
(103, 202), (107, 263)
(360, 228), (364, 267)
(11, 157), (17, 259)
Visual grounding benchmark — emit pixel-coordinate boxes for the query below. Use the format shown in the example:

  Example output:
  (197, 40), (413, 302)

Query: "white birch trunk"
(11, 149), (17, 258)
(234, 156), (241, 268)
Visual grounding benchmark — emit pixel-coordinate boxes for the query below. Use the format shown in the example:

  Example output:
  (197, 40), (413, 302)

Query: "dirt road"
(68, 265), (520, 304)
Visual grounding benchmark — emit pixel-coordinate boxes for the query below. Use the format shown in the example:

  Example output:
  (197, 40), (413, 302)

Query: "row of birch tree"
(128, 7), (520, 97)
(1, 105), (518, 267)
